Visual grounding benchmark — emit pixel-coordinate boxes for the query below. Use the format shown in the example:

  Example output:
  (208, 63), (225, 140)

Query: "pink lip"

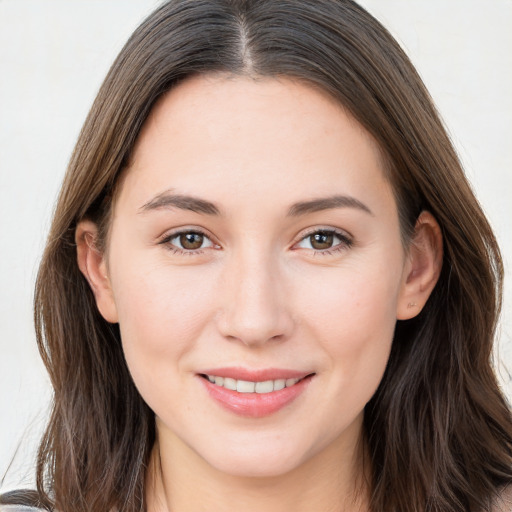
(197, 368), (314, 418)
(199, 367), (310, 381)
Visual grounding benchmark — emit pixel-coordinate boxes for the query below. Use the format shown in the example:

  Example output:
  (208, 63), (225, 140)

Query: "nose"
(216, 249), (294, 347)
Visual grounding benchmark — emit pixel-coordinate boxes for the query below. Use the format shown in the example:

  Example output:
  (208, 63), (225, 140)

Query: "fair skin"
(76, 75), (442, 512)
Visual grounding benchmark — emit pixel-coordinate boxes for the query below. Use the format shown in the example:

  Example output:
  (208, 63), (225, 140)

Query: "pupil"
(180, 233), (203, 250)
(311, 232), (333, 250)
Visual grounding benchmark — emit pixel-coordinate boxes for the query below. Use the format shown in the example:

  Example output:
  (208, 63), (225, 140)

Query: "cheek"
(108, 249), (219, 388)
(296, 257), (401, 405)
(299, 254), (401, 339)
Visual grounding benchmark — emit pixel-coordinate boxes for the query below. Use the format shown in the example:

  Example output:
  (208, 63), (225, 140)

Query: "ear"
(76, 220), (119, 323)
(396, 211), (443, 320)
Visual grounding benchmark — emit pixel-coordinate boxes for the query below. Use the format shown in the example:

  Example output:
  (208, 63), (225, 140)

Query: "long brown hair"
(4, 1), (511, 511)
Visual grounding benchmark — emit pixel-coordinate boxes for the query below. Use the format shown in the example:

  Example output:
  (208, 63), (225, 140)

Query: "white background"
(1, 0), (511, 491)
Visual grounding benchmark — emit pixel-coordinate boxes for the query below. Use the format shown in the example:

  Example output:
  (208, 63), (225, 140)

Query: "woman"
(1, 0), (511, 511)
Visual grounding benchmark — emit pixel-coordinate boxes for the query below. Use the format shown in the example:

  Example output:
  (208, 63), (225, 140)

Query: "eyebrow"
(287, 195), (373, 216)
(139, 190), (221, 215)
(139, 191), (373, 217)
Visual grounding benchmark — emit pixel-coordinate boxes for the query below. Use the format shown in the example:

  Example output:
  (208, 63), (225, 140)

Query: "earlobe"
(76, 220), (119, 323)
(397, 211), (443, 320)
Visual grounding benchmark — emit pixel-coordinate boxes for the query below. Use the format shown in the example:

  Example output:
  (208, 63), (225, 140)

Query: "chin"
(208, 449), (307, 479)
(194, 429), (326, 479)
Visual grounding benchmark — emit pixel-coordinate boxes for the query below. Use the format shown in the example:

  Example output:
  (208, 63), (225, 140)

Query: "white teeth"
(205, 374), (305, 394)
(223, 377), (237, 390)
(237, 380), (255, 393)
(273, 379), (286, 391)
(255, 380), (274, 393)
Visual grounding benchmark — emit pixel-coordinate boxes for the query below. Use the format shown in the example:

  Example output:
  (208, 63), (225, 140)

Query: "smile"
(198, 370), (315, 418)
(203, 374), (303, 394)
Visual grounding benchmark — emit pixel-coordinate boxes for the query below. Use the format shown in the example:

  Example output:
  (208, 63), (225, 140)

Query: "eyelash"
(159, 228), (215, 256)
(158, 228), (353, 256)
(294, 228), (353, 256)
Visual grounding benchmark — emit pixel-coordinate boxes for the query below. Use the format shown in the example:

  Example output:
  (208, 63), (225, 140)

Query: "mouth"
(198, 369), (315, 418)
(199, 373), (312, 394)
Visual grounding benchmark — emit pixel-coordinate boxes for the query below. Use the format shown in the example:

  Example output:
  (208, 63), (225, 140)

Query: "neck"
(146, 420), (370, 512)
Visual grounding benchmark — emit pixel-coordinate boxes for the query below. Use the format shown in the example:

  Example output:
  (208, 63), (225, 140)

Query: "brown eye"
(164, 230), (215, 252)
(295, 229), (352, 253)
(179, 232), (205, 250)
(310, 231), (334, 250)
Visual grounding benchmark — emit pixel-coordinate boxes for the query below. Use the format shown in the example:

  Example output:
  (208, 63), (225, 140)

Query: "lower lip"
(200, 375), (313, 418)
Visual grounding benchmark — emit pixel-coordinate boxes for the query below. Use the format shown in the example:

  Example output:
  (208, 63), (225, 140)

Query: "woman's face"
(94, 75), (416, 477)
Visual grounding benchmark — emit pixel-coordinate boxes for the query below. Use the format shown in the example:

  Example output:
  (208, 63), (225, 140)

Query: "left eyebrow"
(287, 195), (374, 217)
(138, 190), (221, 215)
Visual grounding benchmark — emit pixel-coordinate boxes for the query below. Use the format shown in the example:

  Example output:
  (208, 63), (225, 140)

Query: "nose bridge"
(217, 243), (292, 346)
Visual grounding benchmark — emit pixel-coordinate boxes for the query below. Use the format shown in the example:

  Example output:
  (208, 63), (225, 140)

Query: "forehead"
(118, 74), (395, 218)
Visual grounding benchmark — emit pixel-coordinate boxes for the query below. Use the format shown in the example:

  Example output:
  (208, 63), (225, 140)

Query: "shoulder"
(0, 490), (48, 512)
(492, 485), (512, 512)
(0, 507), (46, 512)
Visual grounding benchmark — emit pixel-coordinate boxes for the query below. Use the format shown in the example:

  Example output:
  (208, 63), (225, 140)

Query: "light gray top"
(0, 507), (45, 512)
(495, 486), (512, 512)
(0, 487), (511, 511)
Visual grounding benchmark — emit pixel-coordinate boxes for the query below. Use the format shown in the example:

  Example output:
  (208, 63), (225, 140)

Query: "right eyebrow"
(287, 194), (373, 217)
(138, 190), (221, 216)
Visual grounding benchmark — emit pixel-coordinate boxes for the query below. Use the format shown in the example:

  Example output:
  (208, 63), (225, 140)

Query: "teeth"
(237, 380), (255, 393)
(273, 379), (286, 391)
(223, 377), (237, 390)
(255, 380), (273, 393)
(205, 375), (302, 393)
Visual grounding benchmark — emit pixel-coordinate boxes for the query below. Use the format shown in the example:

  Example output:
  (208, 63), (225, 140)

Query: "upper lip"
(198, 367), (314, 381)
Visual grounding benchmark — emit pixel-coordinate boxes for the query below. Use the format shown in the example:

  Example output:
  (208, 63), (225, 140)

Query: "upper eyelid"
(295, 226), (352, 242)
(157, 226), (352, 249)
(291, 227), (354, 254)
(159, 229), (218, 254)
(159, 226), (215, 242)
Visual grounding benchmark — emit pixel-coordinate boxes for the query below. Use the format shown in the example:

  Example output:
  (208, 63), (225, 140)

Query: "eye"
(161, 230), (216, 252)
(295, 229), (352, 253)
